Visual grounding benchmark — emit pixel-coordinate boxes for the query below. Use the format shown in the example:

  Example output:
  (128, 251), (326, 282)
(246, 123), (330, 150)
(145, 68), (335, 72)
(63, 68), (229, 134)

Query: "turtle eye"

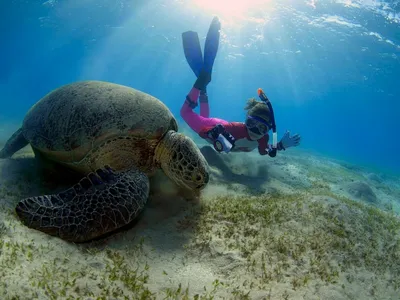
(193, 173), (203, 182)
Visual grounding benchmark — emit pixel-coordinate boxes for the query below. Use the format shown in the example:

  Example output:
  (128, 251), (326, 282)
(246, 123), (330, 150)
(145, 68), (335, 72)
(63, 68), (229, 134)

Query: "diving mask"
(245, 115), (270, 135)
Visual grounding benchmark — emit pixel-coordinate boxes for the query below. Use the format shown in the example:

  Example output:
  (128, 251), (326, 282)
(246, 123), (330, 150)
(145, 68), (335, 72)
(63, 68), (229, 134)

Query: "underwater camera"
(207, 124), (236, 153)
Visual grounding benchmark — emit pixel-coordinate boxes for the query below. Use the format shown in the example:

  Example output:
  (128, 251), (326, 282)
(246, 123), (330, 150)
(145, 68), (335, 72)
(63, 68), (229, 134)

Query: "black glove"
(193, 69), (211, 91)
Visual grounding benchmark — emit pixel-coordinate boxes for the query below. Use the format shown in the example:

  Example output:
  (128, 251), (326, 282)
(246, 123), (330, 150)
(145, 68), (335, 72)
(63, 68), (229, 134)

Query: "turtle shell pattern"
(22, 80), (178, 174)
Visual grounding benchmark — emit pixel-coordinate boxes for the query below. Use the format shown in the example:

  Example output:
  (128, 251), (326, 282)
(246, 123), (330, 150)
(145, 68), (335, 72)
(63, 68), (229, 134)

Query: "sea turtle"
(0, 80), (209, 243)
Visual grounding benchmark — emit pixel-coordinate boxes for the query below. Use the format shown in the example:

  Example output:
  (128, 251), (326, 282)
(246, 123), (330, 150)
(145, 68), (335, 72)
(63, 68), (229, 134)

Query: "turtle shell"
(22, 80), (178, 171)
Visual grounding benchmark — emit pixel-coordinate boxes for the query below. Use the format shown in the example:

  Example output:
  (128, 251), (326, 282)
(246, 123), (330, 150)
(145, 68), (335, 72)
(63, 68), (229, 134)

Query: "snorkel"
(257, 88), (278, 157)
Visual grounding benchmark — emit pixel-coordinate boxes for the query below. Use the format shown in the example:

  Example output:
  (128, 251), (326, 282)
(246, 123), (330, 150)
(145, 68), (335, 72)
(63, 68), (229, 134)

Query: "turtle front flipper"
(0, 128), (29, 158)
(15, 166), (150, 243)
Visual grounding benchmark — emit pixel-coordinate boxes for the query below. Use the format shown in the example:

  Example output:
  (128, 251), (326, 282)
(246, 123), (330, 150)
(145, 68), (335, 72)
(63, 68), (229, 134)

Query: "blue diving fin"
(182, 30), (204, 77)
(203, 16), (221, 74)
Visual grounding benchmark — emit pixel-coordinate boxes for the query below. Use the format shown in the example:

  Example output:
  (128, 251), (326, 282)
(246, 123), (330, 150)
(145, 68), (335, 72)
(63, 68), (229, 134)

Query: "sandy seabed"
(0, 136), (399, 300)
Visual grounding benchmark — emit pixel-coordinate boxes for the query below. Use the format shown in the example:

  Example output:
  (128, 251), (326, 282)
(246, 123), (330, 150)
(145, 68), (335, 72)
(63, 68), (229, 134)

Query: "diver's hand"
(279, 131), (301, 149)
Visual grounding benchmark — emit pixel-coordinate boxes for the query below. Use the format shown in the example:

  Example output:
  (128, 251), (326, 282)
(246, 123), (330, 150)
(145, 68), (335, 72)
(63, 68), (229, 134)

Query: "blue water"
(0, 0), (399, 174)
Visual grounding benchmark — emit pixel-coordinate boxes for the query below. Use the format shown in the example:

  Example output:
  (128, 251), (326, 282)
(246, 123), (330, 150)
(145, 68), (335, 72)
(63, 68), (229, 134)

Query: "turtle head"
(155, 130), (209, 191)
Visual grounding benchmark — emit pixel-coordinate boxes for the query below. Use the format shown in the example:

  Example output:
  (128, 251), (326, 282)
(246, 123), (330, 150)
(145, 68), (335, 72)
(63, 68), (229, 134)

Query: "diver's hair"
(244, 98), (271, 119)
(244, 98), (259, 111)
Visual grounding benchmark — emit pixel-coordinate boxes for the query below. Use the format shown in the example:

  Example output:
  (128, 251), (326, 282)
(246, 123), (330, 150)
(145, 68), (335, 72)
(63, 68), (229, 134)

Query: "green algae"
(186, 189), (400, 295)
(0, 186), (399, 299)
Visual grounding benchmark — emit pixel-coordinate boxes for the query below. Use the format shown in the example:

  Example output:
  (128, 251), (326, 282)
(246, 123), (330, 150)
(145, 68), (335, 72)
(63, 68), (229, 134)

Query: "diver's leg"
(0, 128), (29, 159)
(199, 90), (210, 118)
(180, 87), (203, 133)
(180, 87), (229, 135)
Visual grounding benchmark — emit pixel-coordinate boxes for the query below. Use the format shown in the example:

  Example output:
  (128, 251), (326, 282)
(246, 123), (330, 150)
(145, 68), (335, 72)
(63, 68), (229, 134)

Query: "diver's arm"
(266, 142), (285, 157)
(198, 125), (215, 139)
(258, 135), (285, 157)
(265, 132), (300, 157)
(257, 135), (269, 156)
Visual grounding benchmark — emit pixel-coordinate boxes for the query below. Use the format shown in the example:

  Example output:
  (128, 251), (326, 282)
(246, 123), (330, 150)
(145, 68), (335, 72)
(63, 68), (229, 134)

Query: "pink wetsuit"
(180, 87), (270, 155)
